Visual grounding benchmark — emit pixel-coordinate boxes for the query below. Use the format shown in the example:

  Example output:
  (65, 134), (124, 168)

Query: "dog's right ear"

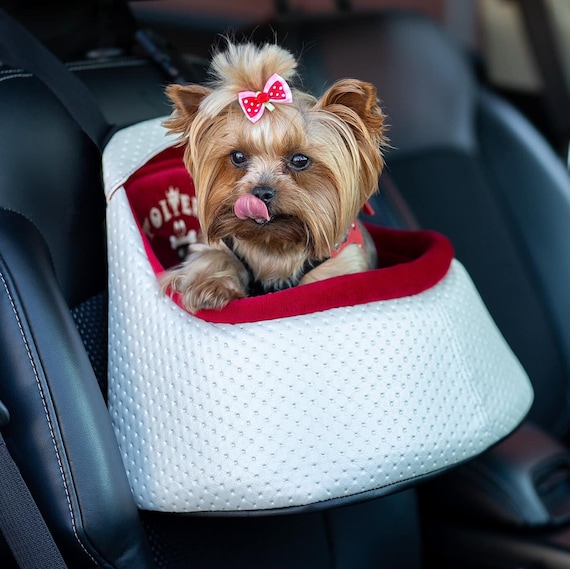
(163, 84), (212, 136)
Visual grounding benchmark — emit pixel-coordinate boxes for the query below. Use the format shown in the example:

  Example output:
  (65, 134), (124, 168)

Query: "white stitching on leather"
(0, 57), (147, 82)
(0, 72), (33, 83)
(67, 58), (148, 72)
(0, 269), (100, 566)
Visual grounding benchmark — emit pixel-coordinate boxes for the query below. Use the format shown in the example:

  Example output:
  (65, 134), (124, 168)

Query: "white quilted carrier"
(103, 117), (533, 514)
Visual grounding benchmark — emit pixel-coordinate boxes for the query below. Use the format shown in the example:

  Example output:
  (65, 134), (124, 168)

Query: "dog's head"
(165, 42), (387, 260)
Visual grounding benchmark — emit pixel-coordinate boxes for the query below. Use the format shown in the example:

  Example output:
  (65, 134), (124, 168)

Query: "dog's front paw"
(160, 245), (249, 313)
(182, 275), (247, 312)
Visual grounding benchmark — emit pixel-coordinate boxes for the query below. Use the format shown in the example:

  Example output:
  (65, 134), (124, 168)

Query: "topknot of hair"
(199, 42), (298, 117)
(211, 42), (297, 92)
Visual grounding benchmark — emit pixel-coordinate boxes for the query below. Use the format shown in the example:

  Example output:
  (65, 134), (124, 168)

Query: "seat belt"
(0, 7), (111, 151)
(0, 401), (68, 569)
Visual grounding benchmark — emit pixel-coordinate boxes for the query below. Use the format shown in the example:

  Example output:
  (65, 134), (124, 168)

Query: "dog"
(161, 41), (387, 313)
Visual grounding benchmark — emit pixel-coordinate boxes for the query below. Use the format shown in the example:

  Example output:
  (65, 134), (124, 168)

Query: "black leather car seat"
(0, 2), (170, 566)
(3, 4), (569, 568)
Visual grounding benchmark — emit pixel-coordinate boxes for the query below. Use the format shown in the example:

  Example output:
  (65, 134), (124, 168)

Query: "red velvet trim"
(125, 146), (200, 269)
(123, 147), (454, 324)
(192, 226), (453, 323)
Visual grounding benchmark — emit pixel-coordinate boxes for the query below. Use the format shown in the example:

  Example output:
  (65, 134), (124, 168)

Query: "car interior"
(1, 0), (570, 567)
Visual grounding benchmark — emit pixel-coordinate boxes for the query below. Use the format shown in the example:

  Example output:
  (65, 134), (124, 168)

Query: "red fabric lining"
(123, 147), (454, 324)
(125, 146), (200, 269)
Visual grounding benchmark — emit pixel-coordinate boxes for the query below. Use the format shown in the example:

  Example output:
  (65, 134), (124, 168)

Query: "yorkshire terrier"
(161, 42), (387, 313)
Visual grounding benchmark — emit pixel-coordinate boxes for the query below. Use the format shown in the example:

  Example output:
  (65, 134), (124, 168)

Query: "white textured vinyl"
(104, 118), (533, 513)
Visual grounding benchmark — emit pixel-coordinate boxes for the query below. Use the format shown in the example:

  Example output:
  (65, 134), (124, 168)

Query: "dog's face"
(165, 44), (387, 261)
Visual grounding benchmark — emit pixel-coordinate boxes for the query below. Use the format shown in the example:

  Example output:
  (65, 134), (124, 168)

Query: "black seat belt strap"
(0, 402), (67, 569)
(0, 8), (111, 151)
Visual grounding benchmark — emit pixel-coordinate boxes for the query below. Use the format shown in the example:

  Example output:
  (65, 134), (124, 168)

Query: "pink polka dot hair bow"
(238, 73), (293, 123)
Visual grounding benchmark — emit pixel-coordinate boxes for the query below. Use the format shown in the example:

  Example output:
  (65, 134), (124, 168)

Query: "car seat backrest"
(296, 12), (477, 157)
(0, 61), (169, 309)
(0, 68), (104, 308)
(0, 1), (172, 308)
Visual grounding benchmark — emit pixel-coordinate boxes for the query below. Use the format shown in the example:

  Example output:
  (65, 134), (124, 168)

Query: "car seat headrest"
(1, 0), (136, 60)
(289, 12), (477, 157)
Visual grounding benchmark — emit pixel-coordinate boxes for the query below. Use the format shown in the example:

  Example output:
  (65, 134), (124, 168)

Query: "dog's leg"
(299, 244), (370, 285)
(160, 243), (249, 312)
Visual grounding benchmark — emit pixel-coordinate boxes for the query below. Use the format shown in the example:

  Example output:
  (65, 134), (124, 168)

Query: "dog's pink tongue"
(234, 194), (270, 223)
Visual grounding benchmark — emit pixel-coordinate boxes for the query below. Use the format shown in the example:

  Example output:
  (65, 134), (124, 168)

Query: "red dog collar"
(331, 202), (374, 258)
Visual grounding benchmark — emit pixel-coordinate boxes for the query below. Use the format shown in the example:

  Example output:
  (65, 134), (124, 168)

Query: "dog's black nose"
(252, 186), (275, 204)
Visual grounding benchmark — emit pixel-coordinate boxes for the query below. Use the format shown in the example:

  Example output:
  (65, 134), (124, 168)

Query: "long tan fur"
(161, 42), (387, 313)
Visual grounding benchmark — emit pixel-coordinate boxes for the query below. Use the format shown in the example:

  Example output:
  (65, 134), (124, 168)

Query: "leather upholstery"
(0, 51), (168, 567)
(0, 62), (170, 308)
(0, 210), (153, 567)
(477, 89), (570, 381)
(0, 73), (105, 307)
(299, 12), (477, 156)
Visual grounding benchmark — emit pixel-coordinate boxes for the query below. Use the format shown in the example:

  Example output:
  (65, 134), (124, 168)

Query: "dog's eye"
(230, 151), (248, 168)
(288, 154), (311, 171)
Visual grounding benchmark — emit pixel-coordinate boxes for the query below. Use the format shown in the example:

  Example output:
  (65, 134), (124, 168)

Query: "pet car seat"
(102, 117), (530, 515)
(247, 9), (570, 567)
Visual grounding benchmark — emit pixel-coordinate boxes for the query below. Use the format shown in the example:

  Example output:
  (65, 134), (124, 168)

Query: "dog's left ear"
(163, 83), (212, 136)
(317, 79), (386, 143)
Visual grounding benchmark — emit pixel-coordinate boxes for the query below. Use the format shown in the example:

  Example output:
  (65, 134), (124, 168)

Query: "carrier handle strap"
(0, 8), (111, 151)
